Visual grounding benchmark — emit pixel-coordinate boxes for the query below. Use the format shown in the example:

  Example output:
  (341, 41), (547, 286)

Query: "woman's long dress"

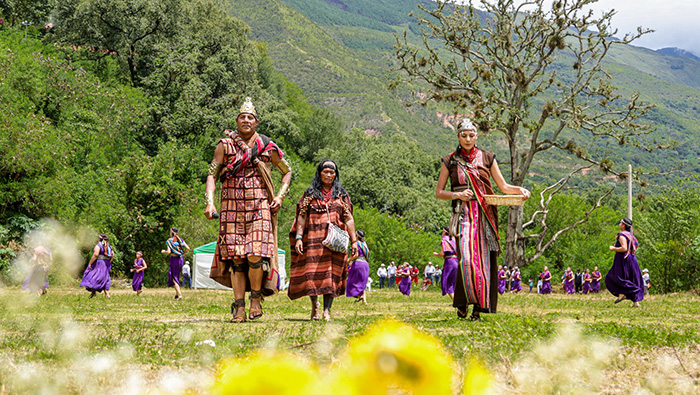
(591, 271), (601, 293)
(604, 231), (644, 302)
(443, 147), (500, 313)
(288, 192), (352, 300)
(441, 236), (458, 296)
(564, 273), (575, 294)
(80, 242), (112, 292)
(132, 258), (145, 291)
(497, 270), (506, 294)
(511, 272), (522, 292)
(346, 241), (370, 297)
(582, 274), (591, 294)
(540, 271), (552, 294)
(398, 268), (411, 296)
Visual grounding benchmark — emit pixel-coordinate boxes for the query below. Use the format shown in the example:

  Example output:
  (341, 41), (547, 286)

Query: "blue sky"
(585, 0), (699, 56)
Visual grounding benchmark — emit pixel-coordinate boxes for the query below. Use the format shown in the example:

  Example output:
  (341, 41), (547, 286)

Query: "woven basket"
(483, 194), (525, 206)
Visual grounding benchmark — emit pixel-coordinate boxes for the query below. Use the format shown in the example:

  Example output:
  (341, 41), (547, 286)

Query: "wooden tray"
(483, 194), (525, 206)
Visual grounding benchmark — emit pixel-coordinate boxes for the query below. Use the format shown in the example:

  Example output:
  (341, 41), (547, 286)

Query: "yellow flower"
(333, 319), (455, 395)
(211, 351), (318, 395)
(463, 357), (493, 395)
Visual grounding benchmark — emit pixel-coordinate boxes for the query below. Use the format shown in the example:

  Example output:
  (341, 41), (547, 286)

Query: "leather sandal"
(470, 312), (481, 322)
(249, 290), (263, 320)
(457, 306), (468, 319)
(614, 295), (627, 304)
(311, 301), (321, 321)
(230, 299), (246, 323)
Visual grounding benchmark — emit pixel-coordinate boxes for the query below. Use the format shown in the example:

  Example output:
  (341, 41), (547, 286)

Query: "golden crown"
(238, 97), (258, 118)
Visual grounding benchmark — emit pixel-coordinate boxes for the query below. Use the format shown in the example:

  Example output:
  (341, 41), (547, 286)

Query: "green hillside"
(227, 0), (700, 183)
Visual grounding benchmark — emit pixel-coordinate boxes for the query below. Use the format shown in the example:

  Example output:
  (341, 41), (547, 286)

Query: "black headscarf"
(306, 159), (348, 200)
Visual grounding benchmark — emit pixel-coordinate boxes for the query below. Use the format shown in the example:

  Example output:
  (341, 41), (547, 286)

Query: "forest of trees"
(1, 0), (699, 293)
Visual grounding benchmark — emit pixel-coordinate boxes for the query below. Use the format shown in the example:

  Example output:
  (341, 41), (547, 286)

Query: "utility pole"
(628, 164), (633, 220)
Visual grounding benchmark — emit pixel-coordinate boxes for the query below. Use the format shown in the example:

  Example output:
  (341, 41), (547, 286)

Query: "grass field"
(1, 284), (699, 394)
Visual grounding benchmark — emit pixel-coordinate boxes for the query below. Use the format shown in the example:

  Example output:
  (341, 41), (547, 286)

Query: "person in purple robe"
(433, 228), (458, 301)
(80, 234), (113, 298)
(582, 269), (591, 294)
(605, 218), (644, 307)
(398, 262), (411, 296)
(511, 267), (522, 293)
(497, 266), (506, 294)
(130, 251), (147, 296)
(539, 266), (552, 294)
(161, 227), (190, 300)
(346, 230), (370, 304)
(564, 267), (575, 294)
(22, 246), (51, 296)
(590, 266), (602, 293)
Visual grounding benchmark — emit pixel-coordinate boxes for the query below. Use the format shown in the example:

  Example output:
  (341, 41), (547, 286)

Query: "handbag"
(320, 200), (350, 253)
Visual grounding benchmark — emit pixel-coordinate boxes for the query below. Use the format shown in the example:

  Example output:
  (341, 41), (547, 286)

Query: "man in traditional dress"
(204, 97), (292, 323)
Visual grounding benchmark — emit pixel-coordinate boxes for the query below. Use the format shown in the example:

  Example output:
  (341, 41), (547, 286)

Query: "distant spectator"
(182, 261), (192, 289)
(434, 265), (442, 290)
(388, 262), (397, 288)
(528, 277), (534, 293)
(377, 264), (387, 289)
(642, 269), (651, 294)
(574, 268), (583, 293)
(411, 265), (419, 285)
(424, 262), (435, 284)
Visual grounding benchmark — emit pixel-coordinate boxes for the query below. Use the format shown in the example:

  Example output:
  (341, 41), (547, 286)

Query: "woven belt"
(97, 255), (110, 260)
(445, 255), (457, 259)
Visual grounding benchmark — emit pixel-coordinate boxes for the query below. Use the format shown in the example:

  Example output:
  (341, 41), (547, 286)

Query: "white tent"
(191, 242), (286, 290)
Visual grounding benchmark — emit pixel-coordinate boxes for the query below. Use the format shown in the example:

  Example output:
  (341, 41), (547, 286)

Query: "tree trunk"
(504, 205), (525, 268)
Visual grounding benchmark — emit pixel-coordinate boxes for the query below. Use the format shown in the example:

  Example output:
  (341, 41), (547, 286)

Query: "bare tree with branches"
(395, 0), (662, 266)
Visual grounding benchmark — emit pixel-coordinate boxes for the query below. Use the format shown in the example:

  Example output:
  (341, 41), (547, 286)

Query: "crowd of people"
(21, 98), (650, 321)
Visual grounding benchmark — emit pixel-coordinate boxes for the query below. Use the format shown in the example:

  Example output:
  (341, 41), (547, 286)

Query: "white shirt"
(424, 265), (435, 276)
(643, 273), (650, 286)
(182, 264), (191, 276)
(377, 267), (387, 277)
(387, 265), (397, 276)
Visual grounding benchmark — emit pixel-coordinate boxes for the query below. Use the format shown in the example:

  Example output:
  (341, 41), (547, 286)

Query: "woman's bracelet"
(295, 234), (303, 240)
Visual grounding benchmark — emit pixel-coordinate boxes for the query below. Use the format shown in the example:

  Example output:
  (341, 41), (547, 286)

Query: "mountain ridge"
(227, 0), (700, 182)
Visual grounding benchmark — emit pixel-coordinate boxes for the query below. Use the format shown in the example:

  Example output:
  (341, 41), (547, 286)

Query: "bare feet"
(322, 310), (331, 322)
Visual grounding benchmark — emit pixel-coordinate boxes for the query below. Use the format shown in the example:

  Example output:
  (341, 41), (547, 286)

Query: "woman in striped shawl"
(289, 160), (358, 321)
(435, 119), (530, 321)
(161, 227), (189, 300)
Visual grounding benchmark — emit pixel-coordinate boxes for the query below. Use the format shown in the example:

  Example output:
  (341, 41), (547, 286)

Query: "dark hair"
(171, 227), (179, 234)
(99, 233), (108, 241)
(621, 217), (632, 231)
(357, 229), (365, 241)
(306, 159), (348, 200)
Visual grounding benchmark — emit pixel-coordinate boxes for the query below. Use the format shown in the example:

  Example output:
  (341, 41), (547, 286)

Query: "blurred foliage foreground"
(0, 287), (698, 394)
